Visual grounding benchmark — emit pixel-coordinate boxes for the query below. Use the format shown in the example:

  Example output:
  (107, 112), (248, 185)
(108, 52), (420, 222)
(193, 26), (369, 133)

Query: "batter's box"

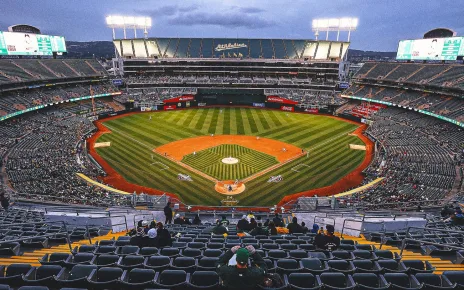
(151, 162), (169, 171)
(291, 164), (310, 172)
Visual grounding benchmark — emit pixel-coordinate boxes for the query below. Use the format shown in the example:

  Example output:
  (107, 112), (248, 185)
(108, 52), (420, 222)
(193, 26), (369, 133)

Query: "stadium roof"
(113, 37), (349, 60)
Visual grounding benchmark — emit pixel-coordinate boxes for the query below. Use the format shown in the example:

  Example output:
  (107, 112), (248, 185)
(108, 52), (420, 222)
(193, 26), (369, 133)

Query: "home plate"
(349, 144), (366, 151)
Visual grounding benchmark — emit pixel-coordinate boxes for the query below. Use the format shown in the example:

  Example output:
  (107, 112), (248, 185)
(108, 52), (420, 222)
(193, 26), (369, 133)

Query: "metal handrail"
(0, 221), (73, 252)
(83, 215), (129, 244)
(340, 218), (385, 239)
(399, 237), (464, 257)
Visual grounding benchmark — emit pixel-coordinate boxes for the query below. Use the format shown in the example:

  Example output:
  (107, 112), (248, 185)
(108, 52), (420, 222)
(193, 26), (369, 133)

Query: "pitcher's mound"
(215, 180), (246, 195)
(222, 157), (239, 164)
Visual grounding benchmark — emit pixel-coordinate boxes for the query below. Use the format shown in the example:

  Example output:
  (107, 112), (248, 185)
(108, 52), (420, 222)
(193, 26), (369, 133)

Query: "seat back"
(377, 259), (399, 270)
(442, 271), (464, 285)
(191, 271), (219, 287)
(68, 265), (97, 280)
(352, 260), (374, 270)
(121, 246), (139, 255)
(332, 250), (351, 259)
(35, 265), (62, 280)
(277, 259), (298, 270)
(147, 256), (170, 266)
(158, 269), (187, 286)
(6, 264), (32, 277)
(415, 273), (443, 286)
(375, 250), (393, 259)
(128, 268), (155, 283)
(203, 249), (222, 257)
(73, 253), (94, 263)
(77, 245), (95, 253)
(95, 254), (119, 265)
(308, 252), (327, 259)
(122, 255), (144, 266)
(353, 250), (372, 259)
(288, 273), (316, 288)
(320, 272), (347, 287)
(49, 253), (69, 262)
(352, 273), (379, 287)
(182, 248), (202, 257)
(402, 260), (425, 270)
(139, 247), (158, 256)
(383, 273), (411, 287)
(97, 267), (123, 282)
(199, 257), (219, 268)
(173, 257), (195, 267)
(328, 260), (350, 270)
(301, 258), (323, 270)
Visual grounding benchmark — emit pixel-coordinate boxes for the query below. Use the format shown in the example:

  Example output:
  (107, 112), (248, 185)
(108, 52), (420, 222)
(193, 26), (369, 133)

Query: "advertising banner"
(397, 37), (464, 61)
(164, 104), (177, 110)
(280, 105), (294, 112)
(0, 31), (67, 56)
(304, 108), (319, 113)
(163, 95), (195, 103)
(266, 96), (299, 105)
(253, 103), (265, 107)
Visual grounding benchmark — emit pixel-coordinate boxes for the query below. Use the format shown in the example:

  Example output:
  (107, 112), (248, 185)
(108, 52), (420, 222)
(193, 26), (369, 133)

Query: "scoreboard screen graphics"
(0, 31), (67, 56)
(397, 37), (464, 61)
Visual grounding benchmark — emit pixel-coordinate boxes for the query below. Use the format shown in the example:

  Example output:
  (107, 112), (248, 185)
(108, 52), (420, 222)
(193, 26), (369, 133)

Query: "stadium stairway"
(340, 233), (464, 274)
(0, 231), (126, 267)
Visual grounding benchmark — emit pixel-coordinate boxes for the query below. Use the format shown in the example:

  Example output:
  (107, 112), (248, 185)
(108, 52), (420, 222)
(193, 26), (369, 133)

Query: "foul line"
(103, 124), (156, 151)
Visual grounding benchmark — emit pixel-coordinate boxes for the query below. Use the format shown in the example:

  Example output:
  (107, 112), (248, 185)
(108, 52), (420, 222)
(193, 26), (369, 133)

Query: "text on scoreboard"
(396, 37), (464, 61)
(0, 31), (66, 56)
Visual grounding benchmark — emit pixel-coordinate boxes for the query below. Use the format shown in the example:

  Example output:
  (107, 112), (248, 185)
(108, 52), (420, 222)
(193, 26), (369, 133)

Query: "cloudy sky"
(1, 0), (463, 51)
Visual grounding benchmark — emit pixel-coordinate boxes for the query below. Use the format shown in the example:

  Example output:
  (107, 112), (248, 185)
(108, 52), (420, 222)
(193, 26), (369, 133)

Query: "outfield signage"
(280, 105), (294, 112)
(0, 92), (122, 122)
(163, 95), (195, 103)
(266, 96), (299, 105)
(341, 94), (464, 128)
(253, 103), (265, 107)
(164, 104), (177, 110)
(304, 108), (319, 114)
(339, 82), (350, 89)
(112, 79), (123, 86)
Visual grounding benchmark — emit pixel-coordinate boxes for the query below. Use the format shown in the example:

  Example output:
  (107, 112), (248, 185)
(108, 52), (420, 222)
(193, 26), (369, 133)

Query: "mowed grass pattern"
(182, 144), (278, 180)
(96, 108), (366, 206)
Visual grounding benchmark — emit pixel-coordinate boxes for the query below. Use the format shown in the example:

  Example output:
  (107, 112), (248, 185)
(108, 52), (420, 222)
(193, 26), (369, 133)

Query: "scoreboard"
(396, 37), (464, 61)
(0, 31), (66, 56)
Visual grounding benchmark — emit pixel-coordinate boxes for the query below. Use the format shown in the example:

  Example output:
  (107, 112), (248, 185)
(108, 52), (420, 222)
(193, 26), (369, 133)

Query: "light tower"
(312, 18), (358, 41)
(105, 15), (152, 40)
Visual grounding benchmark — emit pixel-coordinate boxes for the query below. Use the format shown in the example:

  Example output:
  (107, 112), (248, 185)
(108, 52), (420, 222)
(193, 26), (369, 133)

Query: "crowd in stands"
(0, 83), (130, 206)
(344, 84), (464, 123)
(0, 59), (107, 85)
(355, 62), (464, 90)
(265, 89), (346, 105)
(116, 87), (197, 104)
(124, 74), (338, 87)
(359, 106), (463, 209)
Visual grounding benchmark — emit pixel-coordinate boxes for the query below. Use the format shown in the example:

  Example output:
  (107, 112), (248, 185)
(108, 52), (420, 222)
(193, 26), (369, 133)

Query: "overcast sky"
(1, 0), (463, 51)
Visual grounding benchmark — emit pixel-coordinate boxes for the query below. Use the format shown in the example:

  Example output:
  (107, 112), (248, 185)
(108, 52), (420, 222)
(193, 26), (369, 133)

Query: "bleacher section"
(0, 59), (107, 85)
(0, 208), (463, 290)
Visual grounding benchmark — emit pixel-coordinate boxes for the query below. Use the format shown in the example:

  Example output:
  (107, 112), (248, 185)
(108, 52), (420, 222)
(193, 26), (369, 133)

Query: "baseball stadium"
(0, 4), (463, 289)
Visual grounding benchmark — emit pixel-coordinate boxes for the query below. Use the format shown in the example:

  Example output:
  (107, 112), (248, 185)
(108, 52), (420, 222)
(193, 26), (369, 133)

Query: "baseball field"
(92, 107), (369, 206)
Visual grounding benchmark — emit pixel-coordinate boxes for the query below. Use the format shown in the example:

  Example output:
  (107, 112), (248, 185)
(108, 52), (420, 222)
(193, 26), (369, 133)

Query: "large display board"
(0, 32), (66, 56)
(396, 37), (464, 61)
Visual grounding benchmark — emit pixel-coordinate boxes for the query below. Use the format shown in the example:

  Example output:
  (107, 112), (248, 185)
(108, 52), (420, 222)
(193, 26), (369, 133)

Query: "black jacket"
(217, 249), (267, 290)
(164, 205), (173, 218)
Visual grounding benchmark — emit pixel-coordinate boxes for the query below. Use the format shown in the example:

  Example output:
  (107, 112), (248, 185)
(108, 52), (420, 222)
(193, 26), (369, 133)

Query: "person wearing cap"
(174, 213), (183, 225)
(249, 222), (269, 236)
(212, 219), (228, 235)
(220, 215), (230, 227)
(272, 213), (283, 227)
(142, 220), (149, 234)
(144, 228), (158, 247)
(217, 245), (266, 289)
(236, 215), (249, 231)
(314, 224), (340, 251)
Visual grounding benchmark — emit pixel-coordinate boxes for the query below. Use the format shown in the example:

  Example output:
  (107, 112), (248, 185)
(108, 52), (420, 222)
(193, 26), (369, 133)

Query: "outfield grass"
(182, 144), (278, 180)
(95, 108), (366, 206)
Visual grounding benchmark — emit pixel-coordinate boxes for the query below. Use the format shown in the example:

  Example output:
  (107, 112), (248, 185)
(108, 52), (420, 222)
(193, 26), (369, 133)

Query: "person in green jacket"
(217, 245), (267, 289)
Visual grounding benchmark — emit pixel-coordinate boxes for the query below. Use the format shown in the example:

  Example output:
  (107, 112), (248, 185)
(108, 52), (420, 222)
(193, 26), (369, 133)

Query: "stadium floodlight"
(312, 17), (358, 41)
(106, 15), (152, 39)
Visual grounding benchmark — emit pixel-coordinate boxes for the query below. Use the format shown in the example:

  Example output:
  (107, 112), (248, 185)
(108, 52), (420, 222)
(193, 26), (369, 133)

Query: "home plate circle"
(222, 157), (239, 164)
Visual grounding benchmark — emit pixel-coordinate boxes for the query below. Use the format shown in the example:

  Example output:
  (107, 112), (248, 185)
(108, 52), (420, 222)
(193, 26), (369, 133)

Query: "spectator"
(301, 222), (309, 233)
(145, 228), (158, 247)
(155, 222), (172, 247)
(142, 220), (149, 234)
(130, 227), (146, 248)
(237, 215), (249, 231)
(217, 245), (266, 290)
(212, 220), (228, 235)
(268, 221), (277, 235)
(311, 224), (319, 234)
(164, 202), (173, 224)
(314, 225), (340, 250)
(249, 222), (269, 236)
(220, 215), (230, 227)
(0, 194), (9, 211)
(174, 214), (183, 224)
(192, 214), (201, 225)
(287, 217), (303, 234)
(248, 218), (257, 231)
(272, 213), (283, 227)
